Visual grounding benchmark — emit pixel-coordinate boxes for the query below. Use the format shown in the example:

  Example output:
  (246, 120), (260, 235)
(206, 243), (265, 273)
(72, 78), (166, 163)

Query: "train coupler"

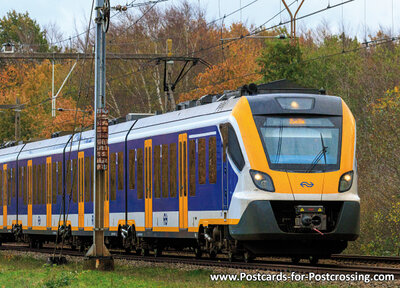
(294, 205), (327, 231)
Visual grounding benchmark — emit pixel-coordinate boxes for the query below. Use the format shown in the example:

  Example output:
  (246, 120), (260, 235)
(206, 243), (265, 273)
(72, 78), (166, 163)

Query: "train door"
(46, 157), (52, 229)
(78, 152), (84, 229)
(178, 134), (188, 229)
(220, 124), (229, 211)
(144, 139), (152, 229)
(28, 160), (32, 228)
(104, 150), (109, 228)
(0, 169), (2, 229)
(3, 164), (7, 229)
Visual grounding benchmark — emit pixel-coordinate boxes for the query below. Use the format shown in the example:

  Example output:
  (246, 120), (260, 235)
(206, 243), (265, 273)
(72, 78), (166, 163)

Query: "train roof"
(247, 93), (343, 116)
(0, 96), (239, 163)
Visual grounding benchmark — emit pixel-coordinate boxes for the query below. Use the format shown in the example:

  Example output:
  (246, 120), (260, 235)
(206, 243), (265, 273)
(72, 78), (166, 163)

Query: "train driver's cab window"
(219, 123), (245, 171)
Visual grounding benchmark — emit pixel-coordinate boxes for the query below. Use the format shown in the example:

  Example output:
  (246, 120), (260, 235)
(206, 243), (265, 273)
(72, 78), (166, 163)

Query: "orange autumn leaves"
(179, 24), (266, 101)
(0, 60), (93, 140)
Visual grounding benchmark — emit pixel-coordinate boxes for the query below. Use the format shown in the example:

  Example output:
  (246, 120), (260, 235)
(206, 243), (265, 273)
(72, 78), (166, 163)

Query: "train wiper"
(274, 121), (284, 164)
(306, 133), (328, 173)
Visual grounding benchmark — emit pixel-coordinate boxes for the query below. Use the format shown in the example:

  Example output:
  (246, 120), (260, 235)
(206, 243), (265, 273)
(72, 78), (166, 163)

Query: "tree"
(257, 39), (303, 83)
(179, 23), (263, 101)
(0, 10), (48, 52)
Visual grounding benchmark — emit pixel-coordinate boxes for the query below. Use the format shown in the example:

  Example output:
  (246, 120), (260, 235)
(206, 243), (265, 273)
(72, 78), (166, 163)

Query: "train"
(0, 80), (359, 264)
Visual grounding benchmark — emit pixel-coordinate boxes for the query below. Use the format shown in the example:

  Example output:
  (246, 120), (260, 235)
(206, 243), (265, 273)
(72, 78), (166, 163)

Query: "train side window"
(58, 162), (62, 195)
(0, 170), (2, 205)
(11, 168), (15, 199)
(37, 165), (42, 205)
(154, 145), (161, 199)
(228, 125), (245, 170)
(220, 123), (245, 171)
(23, 166), (27, 205)
(5, 169), (8, 206)
(110, 153), (116, 201)
(19, 167), (23, 198)
(36, 165), (41, 204)
(198, 138), (206, 185)
(33, 165), (37, 205)
(7, 168), (15, 201)
(137, 148), (143, 199)
(5, 169), (9, 206)
(208, 136), (217, 184)
(90, 156), (94, 202)
(220, 123), (228, 162)
(85, 157), (90, 202)
(66, 160), (71, 199)
(162, 144), (168, 198)
(72, 159), (78, 203)
(117, 152), (124, 190)
(189, 139), (196, 196)
(52, 162), (57, 204)
(169, 143), (177, 198)
(41, 163), (45, 204)
(129, 149), (135, 190)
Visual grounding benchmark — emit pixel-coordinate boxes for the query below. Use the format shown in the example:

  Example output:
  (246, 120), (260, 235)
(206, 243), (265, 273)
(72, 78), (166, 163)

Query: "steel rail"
(0, 245), (399, 277)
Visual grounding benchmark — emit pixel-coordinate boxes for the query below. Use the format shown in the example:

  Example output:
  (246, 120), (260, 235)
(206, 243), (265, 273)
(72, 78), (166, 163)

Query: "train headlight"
(339, 171), (354, 192)
(250, 170), (275, 192)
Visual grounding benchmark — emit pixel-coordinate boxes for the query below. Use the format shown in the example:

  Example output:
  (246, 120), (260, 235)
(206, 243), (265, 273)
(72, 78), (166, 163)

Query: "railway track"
(331, 254), (400, 264)
(1, 244), (399, 278)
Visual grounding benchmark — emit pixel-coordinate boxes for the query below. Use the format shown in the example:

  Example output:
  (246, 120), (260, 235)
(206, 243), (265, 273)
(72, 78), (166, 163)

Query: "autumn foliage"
(0, 61), (93, 140)
(179, 23), (263, 101)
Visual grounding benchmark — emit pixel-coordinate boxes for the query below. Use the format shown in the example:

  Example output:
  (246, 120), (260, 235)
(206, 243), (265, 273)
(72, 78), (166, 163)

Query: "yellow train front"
(227, 83), (359, 262)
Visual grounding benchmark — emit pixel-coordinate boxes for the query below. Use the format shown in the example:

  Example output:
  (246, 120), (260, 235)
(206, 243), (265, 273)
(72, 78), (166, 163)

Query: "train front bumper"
(229, 200), (360, 241)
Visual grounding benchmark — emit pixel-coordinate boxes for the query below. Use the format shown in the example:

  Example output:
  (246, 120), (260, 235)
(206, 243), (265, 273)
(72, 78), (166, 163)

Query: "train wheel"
(309, 256), (319, 265)
(228, 252), (235, 262)
(243, 251), (254, 263)
(194, 247), (202, 259)
(291, 257), (300, 265)
(209, 250), (217, 259)
(141, 248), (149, 256)
(79, 244), (85, 253)
(154, 248), (162, 257)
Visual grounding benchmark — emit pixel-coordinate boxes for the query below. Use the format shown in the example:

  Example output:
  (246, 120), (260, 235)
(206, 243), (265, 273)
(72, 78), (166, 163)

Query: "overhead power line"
(190, 0), (354, 59)
(301, 36), (400, 63)
(47, 0), (168, 47)
(0, 53), (208, 62)
(207, 0), (259, 26)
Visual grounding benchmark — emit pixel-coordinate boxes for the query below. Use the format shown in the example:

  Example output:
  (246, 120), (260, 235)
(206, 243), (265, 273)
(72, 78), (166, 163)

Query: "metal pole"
(165, 39), (175, 111)
(52, 60), (55, 117)
(85, 0), (113, 270)
(15, 97), (20, 141)
(293, 0), (305, 42)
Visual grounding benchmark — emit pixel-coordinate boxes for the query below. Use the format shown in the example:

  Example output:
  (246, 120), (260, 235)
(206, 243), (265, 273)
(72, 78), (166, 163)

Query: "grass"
(0, 252), (337, 288)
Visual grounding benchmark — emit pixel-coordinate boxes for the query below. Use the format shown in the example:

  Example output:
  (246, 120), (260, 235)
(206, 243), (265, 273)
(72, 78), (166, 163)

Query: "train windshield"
(255, 116), (341, 172)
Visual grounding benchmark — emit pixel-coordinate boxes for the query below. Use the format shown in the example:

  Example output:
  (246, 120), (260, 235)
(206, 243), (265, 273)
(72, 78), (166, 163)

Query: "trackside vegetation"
(0, 253), (333, 287)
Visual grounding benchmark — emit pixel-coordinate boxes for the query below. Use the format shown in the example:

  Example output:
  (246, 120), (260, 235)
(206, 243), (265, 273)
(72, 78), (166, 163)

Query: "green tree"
(0, 10), (48, 52)
(257, 40), (303, 82)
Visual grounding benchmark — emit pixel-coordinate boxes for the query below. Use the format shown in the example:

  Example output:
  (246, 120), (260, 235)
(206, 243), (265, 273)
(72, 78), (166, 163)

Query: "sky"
(0, 0), (398, 45)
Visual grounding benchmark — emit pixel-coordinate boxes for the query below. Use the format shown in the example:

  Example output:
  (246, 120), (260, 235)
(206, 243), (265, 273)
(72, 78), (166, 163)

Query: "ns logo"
(300, 182), (314, 188)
